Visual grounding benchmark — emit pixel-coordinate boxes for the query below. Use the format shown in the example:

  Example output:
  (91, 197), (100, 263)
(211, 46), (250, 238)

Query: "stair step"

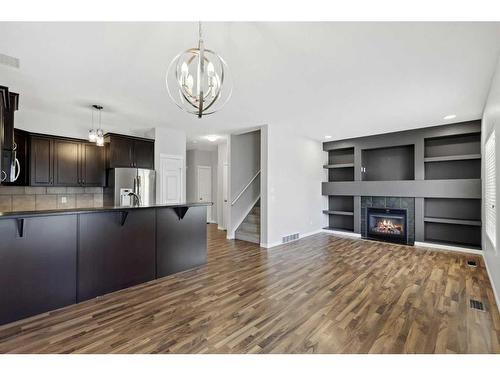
(240, 221), (259, 233)
(235, 229), (260, 244)
(252, 207), (261, 215)
(245, 214), (260, 224)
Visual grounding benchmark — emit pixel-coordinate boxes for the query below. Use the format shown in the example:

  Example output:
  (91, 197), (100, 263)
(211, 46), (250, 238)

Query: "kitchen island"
(0, 202), (210, 325)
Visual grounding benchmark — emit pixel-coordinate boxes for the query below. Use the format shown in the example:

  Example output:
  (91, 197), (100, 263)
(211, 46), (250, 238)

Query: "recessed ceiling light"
(205, 135), (219, 142)
(443, 114), (456, 120)
(324, 135), (332, 139)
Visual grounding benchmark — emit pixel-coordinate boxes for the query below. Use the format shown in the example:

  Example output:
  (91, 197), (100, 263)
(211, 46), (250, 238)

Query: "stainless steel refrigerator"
(104, 168), (156, 207)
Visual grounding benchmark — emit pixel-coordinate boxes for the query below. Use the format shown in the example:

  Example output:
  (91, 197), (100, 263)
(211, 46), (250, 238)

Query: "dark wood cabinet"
(30, 135), (105, 187)
(80, 142), (105, 186)
(77, 209), (156, 302)
(0, 215), (78, 325)
(156, 206), (207, 277)
(54, 139), (80, 186)
(106, 134), (154, 169)
(134, 139), (154, 169)
(30, 135), (54, 186)
(1, 86), (19, 184)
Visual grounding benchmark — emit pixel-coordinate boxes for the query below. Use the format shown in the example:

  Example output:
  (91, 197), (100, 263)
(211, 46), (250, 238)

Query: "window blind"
(485, 130), (496, 248)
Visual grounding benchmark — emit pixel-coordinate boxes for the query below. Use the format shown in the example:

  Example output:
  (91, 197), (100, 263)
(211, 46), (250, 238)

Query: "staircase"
(235, 200), (260, 244)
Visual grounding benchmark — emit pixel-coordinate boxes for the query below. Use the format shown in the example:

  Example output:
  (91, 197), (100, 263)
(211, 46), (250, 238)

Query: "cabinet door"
(78, 209), (156, 302)
(30, 136), (53, 186)
(134, 139), (154, 169)
(81, 142), (105, 186)
(0, 215), (77, 325)
(156, 206), (207, 277)
(54, 139), (80, 186)
(109, 136), (134, 168)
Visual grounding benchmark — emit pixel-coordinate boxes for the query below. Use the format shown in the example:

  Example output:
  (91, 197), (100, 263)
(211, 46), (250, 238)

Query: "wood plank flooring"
(0, 224), (499, 353)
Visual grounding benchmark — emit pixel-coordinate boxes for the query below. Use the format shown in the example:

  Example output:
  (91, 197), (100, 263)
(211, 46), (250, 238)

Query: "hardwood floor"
(0, 224), (499, 353)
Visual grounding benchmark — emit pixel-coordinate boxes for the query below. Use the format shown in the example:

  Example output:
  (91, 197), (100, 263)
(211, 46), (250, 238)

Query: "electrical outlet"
(61, 196), (67, 204)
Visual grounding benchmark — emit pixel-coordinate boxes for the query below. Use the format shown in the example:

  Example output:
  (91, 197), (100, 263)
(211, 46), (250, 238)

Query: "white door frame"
(159, 153), (184, 204)
(197, 165), (213, 222)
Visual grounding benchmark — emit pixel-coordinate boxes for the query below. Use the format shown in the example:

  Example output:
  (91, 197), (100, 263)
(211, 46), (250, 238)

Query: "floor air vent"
(467, 260), (477, 267)
(282, 233), (299, 243)
(470, 299), (485, 311)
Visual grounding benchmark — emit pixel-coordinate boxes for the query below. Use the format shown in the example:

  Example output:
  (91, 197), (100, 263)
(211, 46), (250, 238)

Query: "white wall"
(145, 127), (186, 203)
(186, 149), (218, 222)
(482, 56), (500, 309)
(264, 125), (324, 247)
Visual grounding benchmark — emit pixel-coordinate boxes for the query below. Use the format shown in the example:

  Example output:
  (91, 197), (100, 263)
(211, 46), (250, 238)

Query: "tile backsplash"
(0, 186), (104, 212)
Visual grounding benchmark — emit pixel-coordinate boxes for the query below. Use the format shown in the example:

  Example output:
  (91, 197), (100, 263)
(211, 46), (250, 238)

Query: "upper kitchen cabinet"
(106, 133), (154, 169)
(80, 142), (105, 186)
(30, 135), (54, 186)
(54, 138), (80, 186)
(133, 139), (155, 169)
(30, 134), (105, 187)
(0, 86), (19, 184)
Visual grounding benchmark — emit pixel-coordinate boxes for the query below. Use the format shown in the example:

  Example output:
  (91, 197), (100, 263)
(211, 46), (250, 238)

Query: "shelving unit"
(424, 133), (481, 180)
(361, 145), (415, 181)
(322, 121), (483, 250)
(326, 147), (355, 182)
(424, 198), (481, 248)
(323, 195), (354, 232)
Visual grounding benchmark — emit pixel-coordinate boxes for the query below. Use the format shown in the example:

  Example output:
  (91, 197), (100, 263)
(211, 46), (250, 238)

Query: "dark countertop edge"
(0, 202), (212, 219)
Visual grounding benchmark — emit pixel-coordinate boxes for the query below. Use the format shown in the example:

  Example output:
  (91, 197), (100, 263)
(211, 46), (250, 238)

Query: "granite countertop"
(0, 202), (212, 219)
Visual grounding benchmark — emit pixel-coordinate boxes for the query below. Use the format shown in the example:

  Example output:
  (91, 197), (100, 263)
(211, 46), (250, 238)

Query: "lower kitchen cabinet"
(0, 215), (78, 325)
(156, 206), (207, 277)
(77, 209), (156, 302)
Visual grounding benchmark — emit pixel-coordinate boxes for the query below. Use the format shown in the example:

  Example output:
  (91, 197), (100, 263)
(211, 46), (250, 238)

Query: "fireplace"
(366, 207), (408, 244)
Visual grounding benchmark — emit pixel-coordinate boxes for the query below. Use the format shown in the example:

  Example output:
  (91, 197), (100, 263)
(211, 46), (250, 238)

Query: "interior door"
(160, 155), (183, 204)
(222, 163), (229, 229)
(197, 166), (212, 222)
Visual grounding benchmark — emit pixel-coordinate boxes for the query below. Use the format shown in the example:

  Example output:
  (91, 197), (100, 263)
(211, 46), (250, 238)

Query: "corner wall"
(264, 125), (324, 247)
(482, 56), (500, 307)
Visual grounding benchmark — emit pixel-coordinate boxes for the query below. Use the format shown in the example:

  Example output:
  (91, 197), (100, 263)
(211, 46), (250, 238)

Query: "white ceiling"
(0, 22), (499, 143)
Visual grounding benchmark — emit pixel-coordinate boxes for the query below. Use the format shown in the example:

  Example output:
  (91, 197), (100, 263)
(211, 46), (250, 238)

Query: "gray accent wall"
(323, 120), (482, 249)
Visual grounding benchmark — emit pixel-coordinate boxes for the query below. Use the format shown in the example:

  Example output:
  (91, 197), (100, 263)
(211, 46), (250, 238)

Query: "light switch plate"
(61, 196), (67, 204)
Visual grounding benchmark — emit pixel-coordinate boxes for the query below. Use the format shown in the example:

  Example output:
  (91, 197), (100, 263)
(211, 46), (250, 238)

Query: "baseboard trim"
(414, 241), (483, 255)
(261, 229), (324, 249)
(321, 229), (362, 239)
(483, 254), (500, 316)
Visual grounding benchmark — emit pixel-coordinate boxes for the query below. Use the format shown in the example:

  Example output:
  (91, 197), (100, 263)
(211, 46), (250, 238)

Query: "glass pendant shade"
(88, 129), (97, 143)
(166, 22), (232, 118)
(89, 105), (104, 146)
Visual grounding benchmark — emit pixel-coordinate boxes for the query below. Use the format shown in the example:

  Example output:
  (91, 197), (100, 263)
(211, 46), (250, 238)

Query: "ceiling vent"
(0, 53), (20, 69)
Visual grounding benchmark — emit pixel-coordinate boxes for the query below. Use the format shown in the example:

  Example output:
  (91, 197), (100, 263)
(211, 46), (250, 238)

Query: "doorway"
(159, 154), (184, 204)
(197, 166), (213, 222)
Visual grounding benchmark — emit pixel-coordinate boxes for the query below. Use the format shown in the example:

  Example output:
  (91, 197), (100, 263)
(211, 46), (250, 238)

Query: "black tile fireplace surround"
(361, 196), (415, 245)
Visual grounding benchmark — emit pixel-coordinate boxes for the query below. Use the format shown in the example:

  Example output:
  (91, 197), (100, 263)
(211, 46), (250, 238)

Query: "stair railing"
(231, 170), (261, 206)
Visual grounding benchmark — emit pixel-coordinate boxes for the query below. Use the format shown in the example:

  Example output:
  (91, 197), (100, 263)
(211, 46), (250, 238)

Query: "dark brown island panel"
(0, 203), (209, 325)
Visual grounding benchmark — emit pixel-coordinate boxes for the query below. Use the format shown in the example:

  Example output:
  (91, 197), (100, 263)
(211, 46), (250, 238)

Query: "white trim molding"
(414, 241), (483, 255)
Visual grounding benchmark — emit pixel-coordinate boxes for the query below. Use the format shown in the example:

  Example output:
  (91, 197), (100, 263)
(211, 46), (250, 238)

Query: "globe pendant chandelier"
(166, 22), (232, 118)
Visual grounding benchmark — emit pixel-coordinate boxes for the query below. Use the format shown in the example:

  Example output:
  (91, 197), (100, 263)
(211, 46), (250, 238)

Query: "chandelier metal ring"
(165, 22), (232, 118)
